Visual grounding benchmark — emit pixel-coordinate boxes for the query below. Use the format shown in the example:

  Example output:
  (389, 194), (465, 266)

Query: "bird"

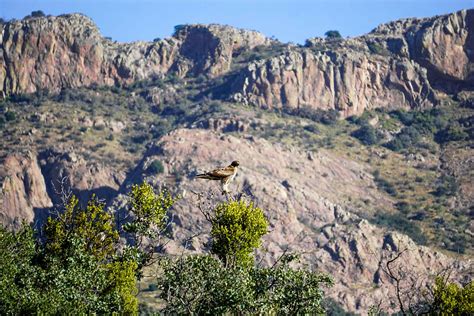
(196, 160), (240, 194)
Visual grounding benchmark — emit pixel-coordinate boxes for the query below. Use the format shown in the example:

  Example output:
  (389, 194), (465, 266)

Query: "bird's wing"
(207, 166), (235, 178)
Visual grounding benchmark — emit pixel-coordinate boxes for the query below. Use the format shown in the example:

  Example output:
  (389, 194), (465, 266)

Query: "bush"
(435, 123), (468, 143)
(31, 10), (46, 18)
(351, 124), (383, 145)
(0, 183), (176, 315)
(430, 277), (473, 314)
(367, 42), (385, 55)
(210, 200), (268, 267)
(4, 111), (16, 122)
(384, 126), (422, 151)
(158, 254), (333, 315)
(146, 160), (165, 174)
(373, 170), (397, 196)
(286, 107), (339, 125)
(0, 197), (138, 314)
(325, 30), (342, 39)
(371, 212), (427, 245)
(433, 175), (459, 197)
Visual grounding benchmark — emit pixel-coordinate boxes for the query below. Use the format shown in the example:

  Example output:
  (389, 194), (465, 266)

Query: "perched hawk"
(196, 160), (239, 193)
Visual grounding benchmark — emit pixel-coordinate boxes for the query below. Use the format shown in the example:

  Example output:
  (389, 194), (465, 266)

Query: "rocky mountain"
(0, 9), (473, 314)
(0, 14), (271, 96)
(2, 10), (473, 115)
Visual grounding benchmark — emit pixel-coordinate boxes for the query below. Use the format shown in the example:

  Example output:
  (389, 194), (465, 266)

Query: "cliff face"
(372, 9), (474, 86)
(1, 10), (473, 115)
(230, 9), (474, 116)
(0, 15), (271, 95)
(230, 50), (436, 117)
(0, 150), (124, 227)
(0, 152), (52, 226)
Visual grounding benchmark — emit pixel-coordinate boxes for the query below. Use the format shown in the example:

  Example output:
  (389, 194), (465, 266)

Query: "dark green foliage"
(158, 254), (333, 315)
(435, 123), (468, 143)
(0, 183), (176, 315)
(367, 42), (385, 55)
(31, 10), (46, 18)
(5, 111), (16, 121)
(146, 160), (164, 174)
(433, 174), (459, 197)
(304, 124), (319, 133)
(0, 212), (138, 314)
(286, 107), (339, 125)
(385, 107), (471, 151)
(371, 212), (427, 245)
(385, 126), (422, 151)
(173, 24), (186, 35)
(351, 124), (384, 145)
(157, 198), (333, 314)
(325, 30), (342, 39)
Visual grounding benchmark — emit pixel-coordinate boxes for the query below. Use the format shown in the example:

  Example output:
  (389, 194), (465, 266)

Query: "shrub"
(286, 107), (339, 125)
(384, 126), (422, 151)
(435, 123), (468, 143)
(210, 200), (268, 267)
(431, 277), (473, 314)
(324, 30), (342, 39)
(31, 10), (46, 18)
(5, 111), (16, 122)
(373, 170), (397, 196)
(351, 124), (383, 145)
(146, 160), (164, 174)
(371, 212), (427, 245)
(367, 42), (385, 55)
(158, 254), (333, 315)
(433, 175), (459, 197)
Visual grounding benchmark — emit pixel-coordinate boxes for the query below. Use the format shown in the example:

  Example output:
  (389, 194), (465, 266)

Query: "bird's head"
(230, 160), (240, 167)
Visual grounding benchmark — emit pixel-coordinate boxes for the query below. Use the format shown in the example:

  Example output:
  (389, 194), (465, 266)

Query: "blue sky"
(1, 0), (473, 44)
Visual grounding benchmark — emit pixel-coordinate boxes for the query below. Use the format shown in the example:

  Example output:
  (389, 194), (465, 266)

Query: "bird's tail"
(196, 173), (220, 180)
(196, 173), (211, 179)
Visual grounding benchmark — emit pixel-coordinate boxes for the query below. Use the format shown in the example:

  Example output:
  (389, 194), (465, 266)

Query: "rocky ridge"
(0, 14), (271, 96)
(1, 10), (473, 116)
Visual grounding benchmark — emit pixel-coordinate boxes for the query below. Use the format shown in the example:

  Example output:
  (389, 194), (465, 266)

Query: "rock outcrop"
(0, 15), (271, 96)
(230, 49), (436, 117)
(2, 10), (473, 115)
(0, 152), (52, 227)
(0, 149), (125, 227)
(371, 9), (474, 88)
(229, 9), (473, 116)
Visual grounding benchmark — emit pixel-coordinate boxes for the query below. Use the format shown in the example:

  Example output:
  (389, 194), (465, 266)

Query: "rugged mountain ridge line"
(1, 10), (473, 116)
(229, 9), (474, 116)
(0, 14), (271, 96)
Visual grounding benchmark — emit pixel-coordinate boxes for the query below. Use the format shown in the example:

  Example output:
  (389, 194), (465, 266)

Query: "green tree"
(31, 10), (46, 18)
(157, 198), (333, 314)
(325, 30), (342, 39)
(351, 124), (383, 145)
(159, 253), (333, 315)
(210, 200), (268, 267)
(0, 182), (175, 315)
(431, 277), (474, 314)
